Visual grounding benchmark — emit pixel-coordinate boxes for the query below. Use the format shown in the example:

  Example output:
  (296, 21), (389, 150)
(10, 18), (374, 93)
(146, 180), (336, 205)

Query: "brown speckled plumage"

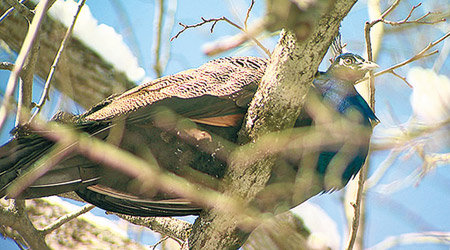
(1, 53), (377, 217)
(85, 57), (268, 121)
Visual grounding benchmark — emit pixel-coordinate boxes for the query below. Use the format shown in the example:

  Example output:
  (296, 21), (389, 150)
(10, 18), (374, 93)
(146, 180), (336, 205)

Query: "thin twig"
(171, 13), (270, 56)
(357, 31), (450, 84)
(171, 16), (241, 41)
(367, 231), (450, 250)
(204, 19), (270, 57)
(151, 236), (169, 250)
(244, 0), (255, 30)
(346, 150), (370, 250)
(347, 1), (406, 249)
(29, 0), (87, 123)
(0, 2), (18, 24)
(0, 62), (14, 70)
(152, 0), (164, 78)
(13, 239), (26, 250)
(16, 12), (42, 126)
(39, 204), (95, 235)
(384, 4), (444, 26)
(365, 150), (401, 190)
(0, 0), (50, 133)
(390, 70), (413, 88)
(379, 2), (445, 26)
(380, 0), (400, 19)
(160, 0), (178, 73)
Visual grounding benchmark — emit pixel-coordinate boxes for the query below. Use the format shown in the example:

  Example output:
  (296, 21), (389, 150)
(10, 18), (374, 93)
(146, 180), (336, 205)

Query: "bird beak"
(360, 61), (379, 71)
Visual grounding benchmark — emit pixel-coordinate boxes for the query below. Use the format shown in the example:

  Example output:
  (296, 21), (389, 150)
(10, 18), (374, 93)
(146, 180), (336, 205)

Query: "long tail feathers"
(0, 136), (54, 197)
(77, 185), (202, 217)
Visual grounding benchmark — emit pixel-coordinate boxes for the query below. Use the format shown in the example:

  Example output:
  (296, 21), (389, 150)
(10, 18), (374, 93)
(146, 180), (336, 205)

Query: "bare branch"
(425, 153), (450, 166)
(171, 14), (270, 56)
(114, 214), (191, 243)
(357, 30), (450, 85)
(151, 236), (170, 250)
(0, 200), (51, 249)
(203, 19), (270, 57)
(244, 0), (255, 30)
(365, 150), (402, 190)
(152, 0), (165, 78)
(39, 204), (95, 235)
(345, 0), (396, 247)
(346, 161), (369, 250)
(0, 0), (50, 132)
(367, 231), (450, 250)
(390, 70), (413, 88)
(382, 3), (445, 26)
(379, 0), (400, 19)
(171, 16), (242, 41)
(0, 61), (14, 70)
(29, 0), (87, 123)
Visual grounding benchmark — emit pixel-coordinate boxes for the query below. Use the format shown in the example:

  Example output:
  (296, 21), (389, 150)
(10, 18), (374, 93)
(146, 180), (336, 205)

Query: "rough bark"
(189, 0), (358, 249)
(0, 198), (147, 249)
(0, 1), (135, 109)
(1, 0), (358, 249)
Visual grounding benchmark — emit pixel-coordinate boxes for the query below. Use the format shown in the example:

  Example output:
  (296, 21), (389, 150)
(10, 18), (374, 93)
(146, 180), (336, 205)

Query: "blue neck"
(313, 74), (378, 123)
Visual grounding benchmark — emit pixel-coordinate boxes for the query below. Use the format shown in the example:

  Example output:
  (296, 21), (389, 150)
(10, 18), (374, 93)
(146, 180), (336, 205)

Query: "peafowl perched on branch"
(0, 53), (378, 216)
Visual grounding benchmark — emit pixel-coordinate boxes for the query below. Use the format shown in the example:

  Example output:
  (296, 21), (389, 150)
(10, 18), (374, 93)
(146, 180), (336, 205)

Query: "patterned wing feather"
(84, 57), (268, 122)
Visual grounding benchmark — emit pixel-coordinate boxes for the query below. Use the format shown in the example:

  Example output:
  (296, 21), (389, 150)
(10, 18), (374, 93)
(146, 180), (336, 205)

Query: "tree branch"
(0, 1), (136, 109)
(0, 200), (51, 250)
(29, 0), (87, 122)
(189, 1), (359, 249)
(114, 214), (192, 243)
(39, 204), (95, 235)
(0, 62), (14, 70)
(0, 0), (50, 131)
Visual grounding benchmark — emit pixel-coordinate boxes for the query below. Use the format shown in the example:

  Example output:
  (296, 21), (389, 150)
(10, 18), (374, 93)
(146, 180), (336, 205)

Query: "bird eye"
(344, 58), (353, 64)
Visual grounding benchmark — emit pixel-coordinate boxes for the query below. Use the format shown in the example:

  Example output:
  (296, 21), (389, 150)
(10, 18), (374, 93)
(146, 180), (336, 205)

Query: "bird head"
(326, 53), (379, 82)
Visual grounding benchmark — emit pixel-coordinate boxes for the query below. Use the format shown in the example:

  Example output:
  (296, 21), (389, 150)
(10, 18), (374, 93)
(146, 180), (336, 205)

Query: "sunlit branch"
(0, 62), (14, 70)
(152, 0), (164, 78)
(114, 214), (191, 244)
(244, 0), (255, 30)
(367, 231), (450, 250)
(29, 0), (87, 123)
(358, 2), (448, 89)
(39, 204), (95, 235)
(170, 3), (270, 57)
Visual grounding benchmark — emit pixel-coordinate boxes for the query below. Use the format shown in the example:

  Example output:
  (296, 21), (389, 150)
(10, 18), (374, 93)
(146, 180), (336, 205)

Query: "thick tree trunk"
(189, 1), (358, 249)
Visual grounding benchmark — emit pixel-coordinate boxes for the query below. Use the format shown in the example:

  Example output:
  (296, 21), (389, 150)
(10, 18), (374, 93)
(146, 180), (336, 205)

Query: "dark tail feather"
(76, 185), (202, 217)
(0, 124), (105, 199)
(0, 136), (54, 197)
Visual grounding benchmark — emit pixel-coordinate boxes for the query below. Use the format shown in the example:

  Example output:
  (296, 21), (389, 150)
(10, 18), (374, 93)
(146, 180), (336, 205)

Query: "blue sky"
(1, 0), (449, 249)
